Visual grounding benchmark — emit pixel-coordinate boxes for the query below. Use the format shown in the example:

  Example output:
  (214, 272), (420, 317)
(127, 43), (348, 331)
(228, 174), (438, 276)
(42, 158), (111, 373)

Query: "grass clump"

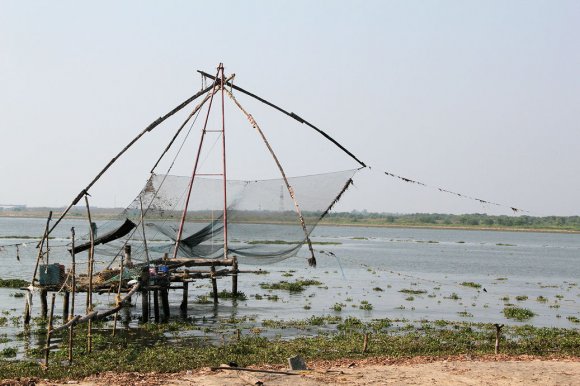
(399, 289), (427, 295)
(0, 278), (29, 288)
(359, 301), (373, 310)
(515, 295), (528, 301)
(331, 303), (345, 312)
(212, 290), (247, 301)
(445, 293), (461, 300)
(503, 306), (535, 321)
(567, 316), (580, 324)
(260, 280), (322, 292)
(460, 282), (481, 289)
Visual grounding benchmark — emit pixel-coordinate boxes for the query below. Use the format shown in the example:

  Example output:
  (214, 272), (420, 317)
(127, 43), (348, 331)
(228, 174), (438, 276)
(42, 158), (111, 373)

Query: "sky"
(0, 1), (579, 216)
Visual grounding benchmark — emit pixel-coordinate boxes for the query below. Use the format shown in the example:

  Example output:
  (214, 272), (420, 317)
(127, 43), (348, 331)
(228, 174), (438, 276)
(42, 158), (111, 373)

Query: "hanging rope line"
(198, 70), (367, 168)
(381, 170), (526, 213)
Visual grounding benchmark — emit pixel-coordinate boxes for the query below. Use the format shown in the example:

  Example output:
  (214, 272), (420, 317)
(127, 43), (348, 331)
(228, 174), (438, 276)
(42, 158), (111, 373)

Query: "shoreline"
(3, 355), (580, 385)
(1, 213), (579, 235)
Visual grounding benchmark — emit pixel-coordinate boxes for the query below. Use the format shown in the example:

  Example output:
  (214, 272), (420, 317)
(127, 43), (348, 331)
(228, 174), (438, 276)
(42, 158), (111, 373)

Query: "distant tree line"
(322, 212), (580, 231)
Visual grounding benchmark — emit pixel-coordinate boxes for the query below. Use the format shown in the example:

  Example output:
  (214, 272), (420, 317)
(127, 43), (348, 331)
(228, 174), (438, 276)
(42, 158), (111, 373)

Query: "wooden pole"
(153, 289), (160, 323)
(62, 291), (70, 321)
(84, 195), (95, 354)
(43, 84), (216, 239)
(32, 211), (53, 285)
(112, 254), (124, 336)
(180, 281), (188, 311)
(44, 293), (56, 369)
(40, 289), (48, 319)
(141, 268), (149, 322)
(494, 324), (504, 354)
(231, 257), (238, 296)
(24, 290), (31, 325)
(161, 287), (170, 321)
(225, 89), (317, 266)
(363, 332), (369, 353)
(211, 266), (219, 304)
(68, 227), (76, 364)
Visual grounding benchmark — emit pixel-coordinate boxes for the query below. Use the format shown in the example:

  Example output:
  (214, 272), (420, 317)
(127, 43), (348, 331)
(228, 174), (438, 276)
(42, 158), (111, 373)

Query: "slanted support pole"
(225, 89), (317, 266)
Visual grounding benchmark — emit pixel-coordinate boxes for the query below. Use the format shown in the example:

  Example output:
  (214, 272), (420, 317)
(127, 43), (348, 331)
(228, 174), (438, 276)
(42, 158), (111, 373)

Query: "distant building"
(0, 204), (27, 210)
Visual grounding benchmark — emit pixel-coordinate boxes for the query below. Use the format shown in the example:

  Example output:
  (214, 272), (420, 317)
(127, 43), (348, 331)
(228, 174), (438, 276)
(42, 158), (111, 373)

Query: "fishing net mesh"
(77, 169), (357, 265)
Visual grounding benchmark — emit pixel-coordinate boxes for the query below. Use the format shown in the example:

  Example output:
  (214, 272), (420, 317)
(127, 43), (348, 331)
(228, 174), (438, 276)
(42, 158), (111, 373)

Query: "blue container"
(39, 264), (64, 286)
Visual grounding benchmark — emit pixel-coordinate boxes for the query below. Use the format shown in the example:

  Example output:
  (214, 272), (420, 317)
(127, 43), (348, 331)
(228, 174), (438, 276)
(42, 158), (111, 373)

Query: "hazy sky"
(1, 1), (578, 215)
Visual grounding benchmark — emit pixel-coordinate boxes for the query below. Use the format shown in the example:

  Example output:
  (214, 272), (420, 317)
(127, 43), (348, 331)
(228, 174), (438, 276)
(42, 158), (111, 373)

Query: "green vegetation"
(321, 212), (580, 232)
(460, 282), (481, 289)
(567, 316), (580, 324)
(0, 320), (578, 380)
(536, 296), (548, 303)
(359, 301), (373, 310)
(515, 295), (528, 301)
(211, 290), (247, 301)
(503, 307), (535, 321)
(0, 278), (29, 288)
(247, 240), (341, 245)
(399, 289), (427, 295)
(260, 280), (322, 292)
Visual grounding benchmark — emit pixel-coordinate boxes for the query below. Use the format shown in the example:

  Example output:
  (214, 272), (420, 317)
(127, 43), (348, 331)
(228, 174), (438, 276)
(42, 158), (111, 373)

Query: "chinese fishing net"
(74, 169), (357, 266)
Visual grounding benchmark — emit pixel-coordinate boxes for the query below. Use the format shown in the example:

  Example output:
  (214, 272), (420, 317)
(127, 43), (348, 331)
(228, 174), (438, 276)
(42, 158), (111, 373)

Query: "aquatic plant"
(515, 295), (528, 301)
(359, 301), (373, 310)
(503, 306), (535, 321)
(460, 282), (481, 289)
(445, 293), (461, 300)
(260, 279), (322, 292)
(399, 289), (427, 295)
(536, 296), (548, 303)
(0, 278), (29, 288)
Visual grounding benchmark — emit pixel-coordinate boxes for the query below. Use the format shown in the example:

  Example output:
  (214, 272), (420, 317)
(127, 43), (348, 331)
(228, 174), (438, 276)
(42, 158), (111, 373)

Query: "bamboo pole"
(43, 293), (56, 369)
(84, 195), (95, 353)
(225, 89), (317, 266)
(112, 254), (124, 336)
(32, 211), (53, 285)
(172, 69), (222, 260)
(494, 324), (504, 354)
(68, 227), (76, 364)
(211, 266), (218, 304)
(198, 70), (366, 168)
(139, 197), (150, 266)
(42, 84), (217, 240)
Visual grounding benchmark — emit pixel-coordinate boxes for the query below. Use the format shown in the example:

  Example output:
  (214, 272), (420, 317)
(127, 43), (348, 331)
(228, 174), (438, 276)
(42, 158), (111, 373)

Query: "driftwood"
(50, 283), (141, 335)
(211, 366), (301, 376)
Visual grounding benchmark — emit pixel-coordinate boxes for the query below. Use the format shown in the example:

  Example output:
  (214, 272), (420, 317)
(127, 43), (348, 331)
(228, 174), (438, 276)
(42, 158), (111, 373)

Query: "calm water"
(1, 217), (579, 353)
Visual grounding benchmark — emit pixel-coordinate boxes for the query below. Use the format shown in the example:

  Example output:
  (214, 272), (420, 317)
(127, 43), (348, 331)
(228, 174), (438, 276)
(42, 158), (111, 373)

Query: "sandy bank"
(5, 355), (578, 386)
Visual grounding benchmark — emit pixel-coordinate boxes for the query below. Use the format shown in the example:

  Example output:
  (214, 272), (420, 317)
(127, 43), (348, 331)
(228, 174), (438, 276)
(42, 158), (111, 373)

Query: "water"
(1, 217), (579, 355)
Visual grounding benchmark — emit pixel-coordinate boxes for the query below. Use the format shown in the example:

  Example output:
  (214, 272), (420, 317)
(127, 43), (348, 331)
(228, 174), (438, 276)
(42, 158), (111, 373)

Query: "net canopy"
(79, 169), (357, 265)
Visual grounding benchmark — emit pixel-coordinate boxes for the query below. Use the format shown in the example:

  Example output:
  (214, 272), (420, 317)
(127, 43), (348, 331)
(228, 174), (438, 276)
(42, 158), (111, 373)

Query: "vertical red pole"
(172, 67), (221, 260)
(220, 63), (228, 258)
